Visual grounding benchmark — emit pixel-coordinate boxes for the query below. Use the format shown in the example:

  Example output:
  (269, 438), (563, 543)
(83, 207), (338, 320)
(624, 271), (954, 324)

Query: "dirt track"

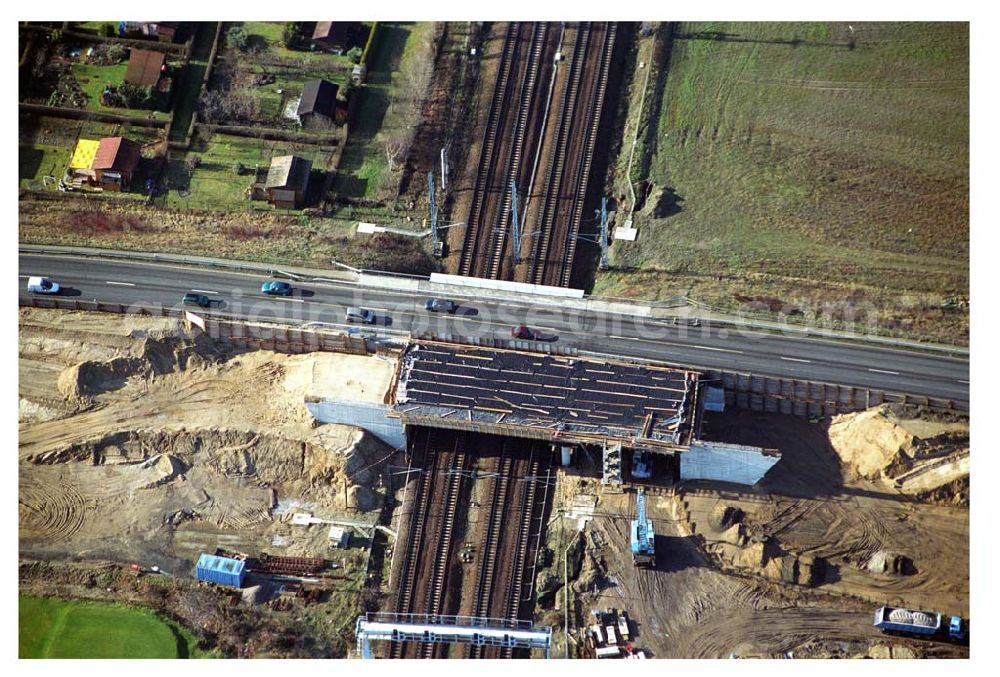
(18, 308), (394, 572)
(556, 408), (969, 659)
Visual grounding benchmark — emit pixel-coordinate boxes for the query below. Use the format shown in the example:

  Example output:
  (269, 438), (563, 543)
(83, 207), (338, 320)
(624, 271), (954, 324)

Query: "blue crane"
(630, 488), (655, 567)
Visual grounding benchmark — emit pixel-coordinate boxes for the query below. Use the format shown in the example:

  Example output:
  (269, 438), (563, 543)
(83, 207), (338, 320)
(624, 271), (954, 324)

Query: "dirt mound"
(828, 406), (915, 479)
(828, 406), (970, 485)
(346, 485), (381, 511)
(708, 504), (744, 532)
(866, 550), (913, 576)
(56, 336), (214, 404)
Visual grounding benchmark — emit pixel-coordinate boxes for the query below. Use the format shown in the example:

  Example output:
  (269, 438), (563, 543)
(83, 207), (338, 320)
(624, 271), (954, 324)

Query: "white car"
(26, 276), (60, 294)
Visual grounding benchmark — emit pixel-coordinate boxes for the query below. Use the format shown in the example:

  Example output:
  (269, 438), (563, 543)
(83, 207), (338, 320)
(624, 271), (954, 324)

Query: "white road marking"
(18, 275), (31, 279)
(957, 379), (969, 384)
(105, 281), (135, 286)
(191, 289), (219, 295)
(609, 336), (744, 354)
(272, 297), (305, 303)
(868, 368), (900, 375)
(780, 356), (811, 363)
(689, 345), (743, 353)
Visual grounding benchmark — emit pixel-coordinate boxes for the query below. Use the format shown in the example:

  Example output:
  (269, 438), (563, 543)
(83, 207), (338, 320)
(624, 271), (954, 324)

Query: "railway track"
(452, 22), (618, 288)
(496, 455), (542, 659)
(467, 446), (514, 659)
(388, 431), (555, 659)
(558, 22), (617, 288)
(459, 24), (522, 278)
(528, 23), (592, 286)
(420, 437), (469, 658)
(389, 429), (435, 659)
(485, 23), (549, 280)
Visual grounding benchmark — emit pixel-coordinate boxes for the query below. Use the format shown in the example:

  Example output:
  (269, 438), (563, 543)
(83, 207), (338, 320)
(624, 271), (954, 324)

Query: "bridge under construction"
(313, 337), (779, 658)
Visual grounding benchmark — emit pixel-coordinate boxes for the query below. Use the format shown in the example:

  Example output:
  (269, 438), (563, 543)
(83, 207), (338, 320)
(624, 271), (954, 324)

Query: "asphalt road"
(19, 252), (969, 405)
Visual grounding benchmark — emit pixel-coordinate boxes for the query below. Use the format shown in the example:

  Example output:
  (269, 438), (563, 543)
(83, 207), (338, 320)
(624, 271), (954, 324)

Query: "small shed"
(265, 155), (312, 209)
(91, 137), (141, 191)
(312, 22), (350, 53)
(297, 79), (339, 129)
(329, 526), (350, 548)
(195, 553), (246, 587)
(125, 48), (166, 87)
(143, 22), (178, 42)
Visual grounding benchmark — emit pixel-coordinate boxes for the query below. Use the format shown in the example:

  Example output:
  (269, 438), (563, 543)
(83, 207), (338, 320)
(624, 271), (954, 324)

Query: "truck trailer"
(873, 606), (968, 644)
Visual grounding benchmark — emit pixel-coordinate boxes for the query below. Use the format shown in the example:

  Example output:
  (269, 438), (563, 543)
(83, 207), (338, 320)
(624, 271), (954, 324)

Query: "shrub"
(281, 23), (297, 49)
(101, 23), (116, 38)
(346, 46), (363, 64)
(232, 161), (245, 175)
(107, 44), (126, 63)
(226, 26), (249, 51)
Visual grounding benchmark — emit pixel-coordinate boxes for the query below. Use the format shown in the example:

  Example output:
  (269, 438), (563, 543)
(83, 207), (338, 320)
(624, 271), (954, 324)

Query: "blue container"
(196, 553), (246, 588)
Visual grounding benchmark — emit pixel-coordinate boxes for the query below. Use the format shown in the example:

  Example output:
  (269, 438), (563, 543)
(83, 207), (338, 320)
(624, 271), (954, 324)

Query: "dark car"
(511, 325), (538, 340)
(182, 292), (211, 308)
(424, 298), (458, 313)
(261, 280), (293, 296)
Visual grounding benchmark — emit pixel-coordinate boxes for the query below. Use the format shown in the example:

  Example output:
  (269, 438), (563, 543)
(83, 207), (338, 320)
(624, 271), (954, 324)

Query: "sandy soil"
(548, 408), (969, 659)
(18, 308), (394, 573)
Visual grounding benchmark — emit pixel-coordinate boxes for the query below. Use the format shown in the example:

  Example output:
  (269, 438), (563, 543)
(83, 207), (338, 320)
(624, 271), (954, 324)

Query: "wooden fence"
(703, 368), (967, 417)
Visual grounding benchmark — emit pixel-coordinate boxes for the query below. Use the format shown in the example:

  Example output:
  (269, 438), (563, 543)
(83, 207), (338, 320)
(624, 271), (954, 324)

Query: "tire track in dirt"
(19, 474), (88, 541)
(666, 607), (878, 658)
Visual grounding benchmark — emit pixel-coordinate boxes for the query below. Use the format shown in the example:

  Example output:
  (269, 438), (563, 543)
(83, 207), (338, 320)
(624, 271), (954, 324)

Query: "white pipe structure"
(355, 613), (552, 658)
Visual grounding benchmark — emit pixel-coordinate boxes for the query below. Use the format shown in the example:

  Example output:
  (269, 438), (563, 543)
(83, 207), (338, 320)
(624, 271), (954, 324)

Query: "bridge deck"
(395, 341), (700, 445)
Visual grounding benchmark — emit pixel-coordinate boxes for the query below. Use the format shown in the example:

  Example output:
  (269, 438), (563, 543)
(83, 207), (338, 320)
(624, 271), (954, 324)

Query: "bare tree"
(381, 126), (410, 173)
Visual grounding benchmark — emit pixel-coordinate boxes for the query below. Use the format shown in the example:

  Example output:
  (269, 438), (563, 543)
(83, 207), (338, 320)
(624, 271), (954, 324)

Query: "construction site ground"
(18, 308), (397, 652)
(540, 409), (968, 659)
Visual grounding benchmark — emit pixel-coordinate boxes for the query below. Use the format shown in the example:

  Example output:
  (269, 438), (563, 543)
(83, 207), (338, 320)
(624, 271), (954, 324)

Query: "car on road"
(424, 298), (458, 313)
(182, 292), (211, 308)
(346, 307), (376, 324)
(512, 325), (539, 340)
(261, 280), (293, 296)
(26, 276), (60, 294)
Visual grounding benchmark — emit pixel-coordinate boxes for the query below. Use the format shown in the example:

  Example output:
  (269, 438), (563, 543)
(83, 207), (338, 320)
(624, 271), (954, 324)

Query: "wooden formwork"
(19, 295), (368, 356)
(703, 368), (966, 419)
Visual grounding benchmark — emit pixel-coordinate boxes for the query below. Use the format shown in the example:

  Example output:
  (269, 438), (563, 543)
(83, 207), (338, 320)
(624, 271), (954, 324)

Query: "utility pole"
(428, 171), (442, 257)
(598, 196), (609, 271)
(440, 147), (449, 193)
(510, 180), (522, 265)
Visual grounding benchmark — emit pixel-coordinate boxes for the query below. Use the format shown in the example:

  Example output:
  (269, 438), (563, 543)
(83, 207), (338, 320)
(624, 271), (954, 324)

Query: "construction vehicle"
(874, 606), (968, 644)
(631, 450), (652, 479)
(630, 488), (655, 567)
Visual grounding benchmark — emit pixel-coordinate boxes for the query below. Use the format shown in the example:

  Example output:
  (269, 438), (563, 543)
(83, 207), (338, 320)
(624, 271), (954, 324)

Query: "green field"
(162, 131), (335, 211)
(19, 115), (164, 189)
(599, 22), (969, 343)
(333, 22), (433, 200)
(19, 595), (203, 658)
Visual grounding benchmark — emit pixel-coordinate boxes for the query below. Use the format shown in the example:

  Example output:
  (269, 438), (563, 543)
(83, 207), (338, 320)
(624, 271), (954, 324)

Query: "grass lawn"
(19, 144), (71, 189)
(19, 116), (164, 189)
(598, 21), (968, 343)
(242, 21), (359, 66)
(19, 595), (205, 658)
(333, 22), (434, 200)
(69, 61), (172, 120)
(163, 131), (335, 211)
